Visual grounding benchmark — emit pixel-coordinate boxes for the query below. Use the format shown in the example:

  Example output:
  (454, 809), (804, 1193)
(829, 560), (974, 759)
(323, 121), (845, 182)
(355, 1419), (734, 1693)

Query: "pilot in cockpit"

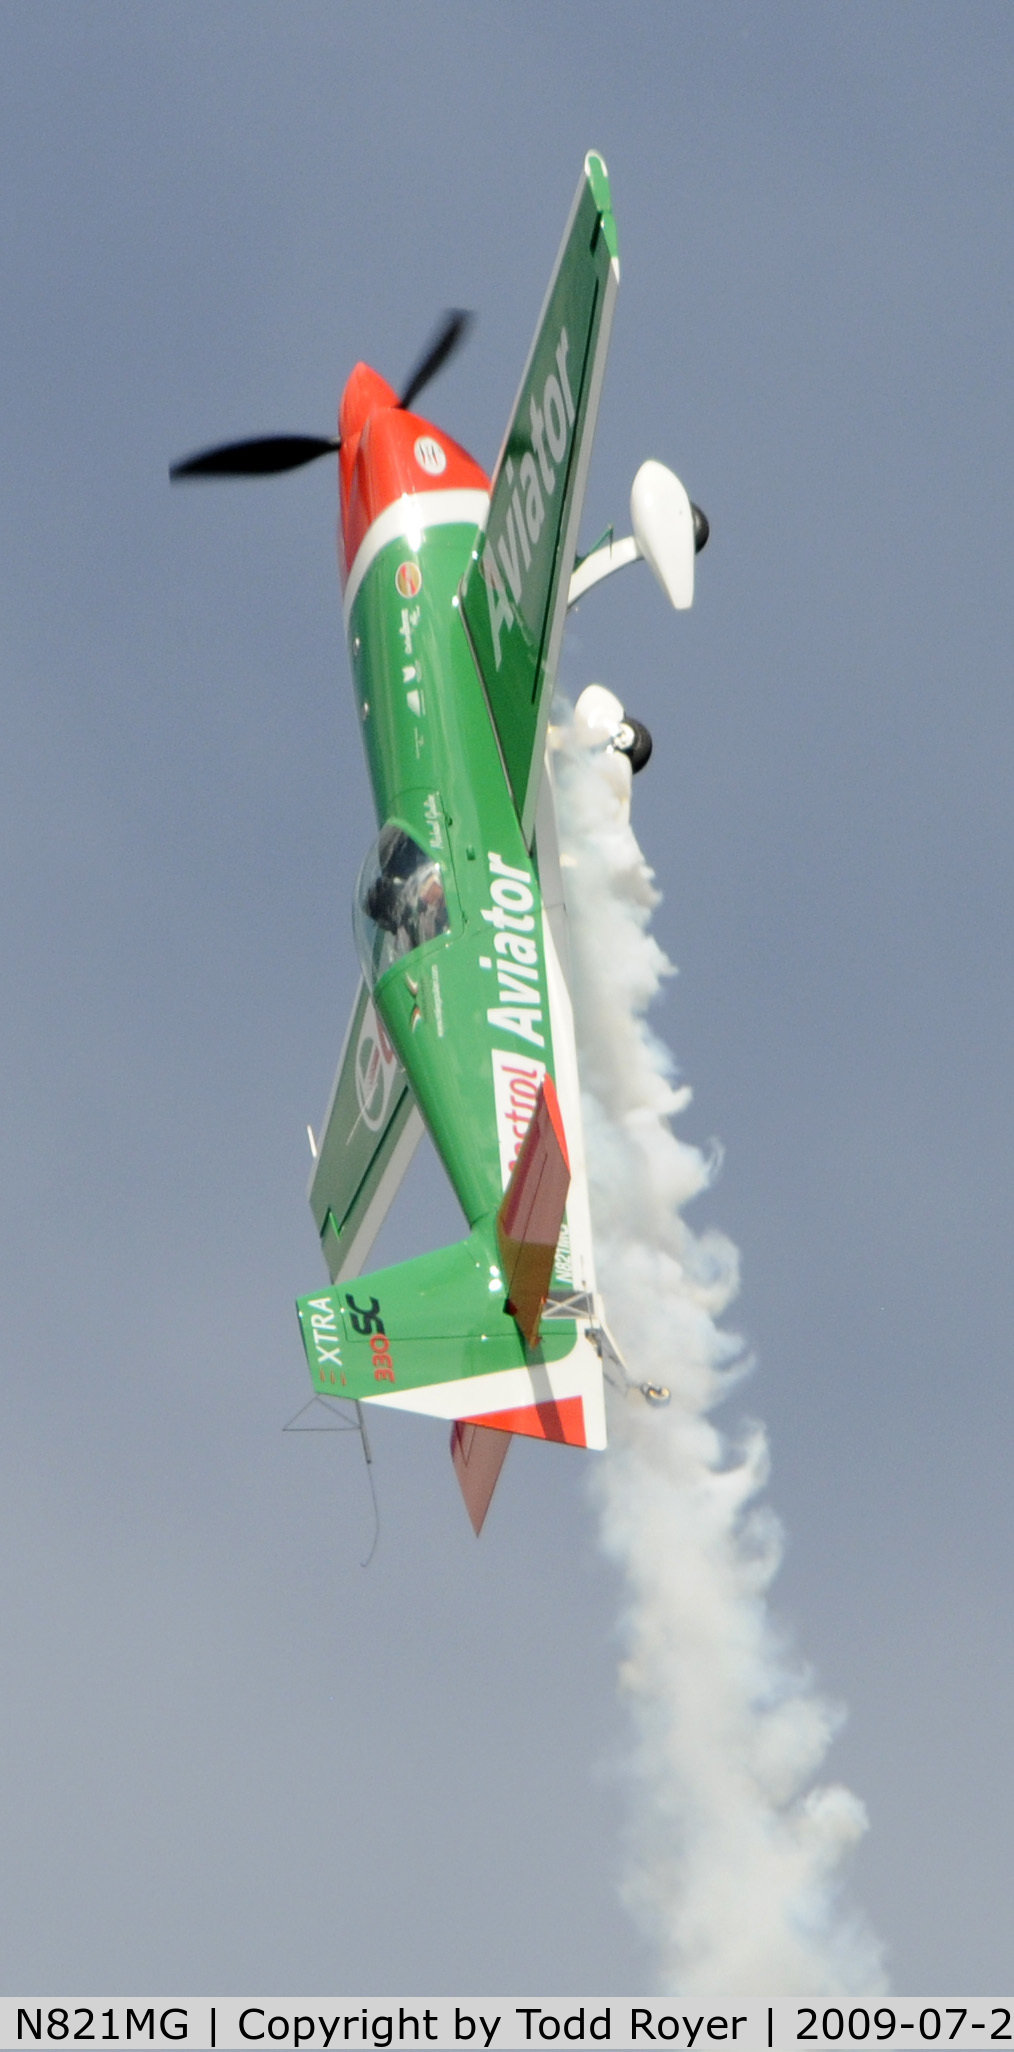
(364, 826), (449, 958)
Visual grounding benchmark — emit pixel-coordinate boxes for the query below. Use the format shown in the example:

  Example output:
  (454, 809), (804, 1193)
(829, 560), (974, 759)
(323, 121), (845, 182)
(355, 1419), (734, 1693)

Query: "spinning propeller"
(170, 309), (474, 481)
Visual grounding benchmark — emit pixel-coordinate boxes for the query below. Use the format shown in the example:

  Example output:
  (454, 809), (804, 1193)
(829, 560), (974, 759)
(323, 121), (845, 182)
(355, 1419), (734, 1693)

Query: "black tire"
(616, 717), (653, 773)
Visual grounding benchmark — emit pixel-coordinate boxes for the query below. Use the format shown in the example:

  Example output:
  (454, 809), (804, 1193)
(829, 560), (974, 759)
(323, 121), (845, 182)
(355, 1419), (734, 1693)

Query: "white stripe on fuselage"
(533, 747), (598, 1302)
(343, 488), (490, 627)
(541, 906), (597, 1301)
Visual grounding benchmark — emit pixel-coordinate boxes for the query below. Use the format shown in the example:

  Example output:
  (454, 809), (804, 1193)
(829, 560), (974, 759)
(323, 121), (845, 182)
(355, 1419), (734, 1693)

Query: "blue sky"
(1, 4), (1012, 1995)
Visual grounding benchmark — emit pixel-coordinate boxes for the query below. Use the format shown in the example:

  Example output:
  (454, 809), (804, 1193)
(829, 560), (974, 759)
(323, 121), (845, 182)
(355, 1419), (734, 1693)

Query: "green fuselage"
(347, 518), (558, 1234)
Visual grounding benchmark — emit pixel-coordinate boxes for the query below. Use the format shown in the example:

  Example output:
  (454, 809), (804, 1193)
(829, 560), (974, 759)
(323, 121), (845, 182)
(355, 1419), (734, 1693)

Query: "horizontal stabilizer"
(496, 1075), (570, 1346)
(297, 1218), (606, 1452)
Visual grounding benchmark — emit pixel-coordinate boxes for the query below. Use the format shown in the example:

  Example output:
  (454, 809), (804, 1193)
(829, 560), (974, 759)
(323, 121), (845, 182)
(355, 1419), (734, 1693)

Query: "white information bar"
(0, 2000), (1010, 2052)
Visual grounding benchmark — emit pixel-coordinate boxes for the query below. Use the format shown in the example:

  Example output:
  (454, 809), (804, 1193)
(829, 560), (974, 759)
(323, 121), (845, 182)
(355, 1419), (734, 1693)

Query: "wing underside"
(308, 978), (424, 1283)
(459, 151), (619, 844)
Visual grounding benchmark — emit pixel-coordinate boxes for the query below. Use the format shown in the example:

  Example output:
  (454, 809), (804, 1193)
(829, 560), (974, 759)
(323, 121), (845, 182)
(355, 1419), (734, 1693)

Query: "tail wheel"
(614, 717), (653, 773)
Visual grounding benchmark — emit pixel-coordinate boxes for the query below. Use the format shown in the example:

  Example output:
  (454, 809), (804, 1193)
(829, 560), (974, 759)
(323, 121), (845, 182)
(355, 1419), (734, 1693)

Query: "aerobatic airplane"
(172, 153), (707, 1532)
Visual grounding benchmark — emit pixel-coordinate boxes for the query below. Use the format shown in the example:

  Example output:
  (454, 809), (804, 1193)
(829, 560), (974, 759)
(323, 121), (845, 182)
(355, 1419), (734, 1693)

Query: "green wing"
(308, 978), (423, 1282)
(459, 151), (619, 843)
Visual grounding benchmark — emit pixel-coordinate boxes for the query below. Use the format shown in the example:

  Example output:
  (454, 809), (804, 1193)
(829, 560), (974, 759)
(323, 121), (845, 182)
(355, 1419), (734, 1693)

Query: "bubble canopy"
(353, 823), (450, 987)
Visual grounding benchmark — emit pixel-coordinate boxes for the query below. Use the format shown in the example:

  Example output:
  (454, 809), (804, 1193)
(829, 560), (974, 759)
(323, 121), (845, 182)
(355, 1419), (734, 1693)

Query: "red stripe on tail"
(462, 1396), (586, 1447)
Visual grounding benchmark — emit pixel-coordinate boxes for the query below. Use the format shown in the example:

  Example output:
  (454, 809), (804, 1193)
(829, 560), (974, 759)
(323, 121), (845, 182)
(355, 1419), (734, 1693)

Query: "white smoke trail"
(555, 719), (886, 1998)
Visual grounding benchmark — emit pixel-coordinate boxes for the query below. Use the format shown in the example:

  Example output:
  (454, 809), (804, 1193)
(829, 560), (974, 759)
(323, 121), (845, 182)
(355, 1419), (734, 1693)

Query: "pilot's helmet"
(375, 823), (421, 882)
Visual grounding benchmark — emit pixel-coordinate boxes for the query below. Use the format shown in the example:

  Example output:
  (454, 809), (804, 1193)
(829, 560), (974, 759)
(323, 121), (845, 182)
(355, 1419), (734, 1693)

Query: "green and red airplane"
(172, 153), (707, 1531)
